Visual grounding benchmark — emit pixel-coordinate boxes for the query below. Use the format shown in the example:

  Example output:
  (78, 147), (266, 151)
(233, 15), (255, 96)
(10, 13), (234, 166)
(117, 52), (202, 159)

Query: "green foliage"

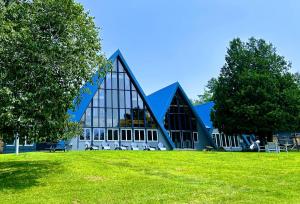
(212, 37), (300, 139)
(0, 0), (107, 143)
(193, 78), (217, 105)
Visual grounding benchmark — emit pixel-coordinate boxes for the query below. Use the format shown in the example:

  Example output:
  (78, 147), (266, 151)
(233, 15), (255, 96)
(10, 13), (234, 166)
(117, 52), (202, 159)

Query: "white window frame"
(193, 132), (198, 142)
(93, 128), (105, 141)
(134, 129), (145, 142)
(80, 128), (91, 141)
(147, 129), (158, 142)
(107, 128), (119, 141)
(121, 129), (132, 141)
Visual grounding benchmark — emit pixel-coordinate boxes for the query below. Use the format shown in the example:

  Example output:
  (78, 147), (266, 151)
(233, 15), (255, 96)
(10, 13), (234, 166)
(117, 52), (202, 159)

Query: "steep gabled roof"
(194, 101), (215, 129)
(147, 82), (213, 145)
(67, 50), (175, 148)
(67, 50), (119, 122)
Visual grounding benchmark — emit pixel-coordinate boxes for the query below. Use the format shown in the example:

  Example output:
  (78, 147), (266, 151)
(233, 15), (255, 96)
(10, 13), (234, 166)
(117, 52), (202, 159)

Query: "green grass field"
(0, 151), (299, 204)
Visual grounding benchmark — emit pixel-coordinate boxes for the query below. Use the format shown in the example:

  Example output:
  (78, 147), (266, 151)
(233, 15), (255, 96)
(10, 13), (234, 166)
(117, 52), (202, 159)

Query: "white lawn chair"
(131, 143), (139, 150)
(157, 142), (167, 151)
(114, 142), (127, 150)
(101, 142), (111, 150)
(265, 142), (280, 153)
(143, 143), (155, 151)
(85, 142), (99, 150)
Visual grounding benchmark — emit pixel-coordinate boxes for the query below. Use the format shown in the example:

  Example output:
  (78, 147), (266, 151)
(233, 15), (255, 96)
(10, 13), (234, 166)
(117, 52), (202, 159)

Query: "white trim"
(121, 129), (132, 141)
(107, 128), (119, 141)
(193, 132), (198, 142)
(147, 129), (158, 142)
(80, 128), (92, 141)
(134, 129), (145, 142)
(93, 128), (105, 141)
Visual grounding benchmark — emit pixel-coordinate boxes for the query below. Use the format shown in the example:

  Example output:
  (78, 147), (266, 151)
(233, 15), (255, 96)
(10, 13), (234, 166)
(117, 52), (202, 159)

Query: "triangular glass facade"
(79, 57), (158, 142)
(164, 90), (198, 148)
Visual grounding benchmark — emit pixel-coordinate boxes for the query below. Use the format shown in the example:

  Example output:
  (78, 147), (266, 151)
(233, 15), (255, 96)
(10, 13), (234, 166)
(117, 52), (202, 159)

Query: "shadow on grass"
(0, 160), (62, 190)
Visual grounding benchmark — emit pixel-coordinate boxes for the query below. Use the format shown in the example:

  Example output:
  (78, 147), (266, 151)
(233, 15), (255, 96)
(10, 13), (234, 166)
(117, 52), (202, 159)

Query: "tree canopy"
(0, 0), (107, 143)
(193, 78), (217, 105)
(211, 37), (300, 141)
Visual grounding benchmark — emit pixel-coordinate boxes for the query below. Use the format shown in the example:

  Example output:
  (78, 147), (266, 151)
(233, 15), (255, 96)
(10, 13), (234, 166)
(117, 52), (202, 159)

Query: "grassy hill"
(0, 151), (299, 204)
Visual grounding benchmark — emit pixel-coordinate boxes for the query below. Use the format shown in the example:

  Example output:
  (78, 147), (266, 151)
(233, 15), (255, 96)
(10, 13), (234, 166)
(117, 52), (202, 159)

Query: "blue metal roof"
(67, 50), (175, 148)
(67, 50), (119, 122)
(194, 101), (215, 129)
(148, 82), (213, 146)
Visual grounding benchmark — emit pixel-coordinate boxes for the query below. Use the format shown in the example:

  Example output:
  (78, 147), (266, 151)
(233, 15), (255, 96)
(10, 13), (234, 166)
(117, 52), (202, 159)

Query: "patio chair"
(143, 143), (155, 151)
(85, 142), (99, 150)
(101, 142), (111, 150)
(114, 142), (127, 150)
(50, 140), (66, 152)
(157, 142), (167, 151)
(131, 142), (139, 150)
(265, 142), (280, 153)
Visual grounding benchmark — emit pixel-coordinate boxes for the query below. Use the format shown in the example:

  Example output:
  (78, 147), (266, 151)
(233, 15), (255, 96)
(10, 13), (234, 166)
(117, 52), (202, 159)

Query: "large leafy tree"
(193, 77), (217, 105)
(211, 38), (300, 142)
(0, 0), (107, 144)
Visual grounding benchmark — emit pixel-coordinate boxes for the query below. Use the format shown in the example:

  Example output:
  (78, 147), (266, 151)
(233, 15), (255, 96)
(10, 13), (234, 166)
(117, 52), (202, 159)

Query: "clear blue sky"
(77, 0), (299, 99)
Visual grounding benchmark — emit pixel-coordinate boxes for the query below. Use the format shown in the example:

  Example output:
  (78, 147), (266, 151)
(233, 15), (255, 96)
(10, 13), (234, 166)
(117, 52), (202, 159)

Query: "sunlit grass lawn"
(0, 151), (299, 204)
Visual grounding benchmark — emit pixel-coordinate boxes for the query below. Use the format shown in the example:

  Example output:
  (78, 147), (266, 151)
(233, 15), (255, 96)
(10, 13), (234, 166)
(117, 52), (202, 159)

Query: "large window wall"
(80, 58), (158, 143)
(164, 90), (198, 148)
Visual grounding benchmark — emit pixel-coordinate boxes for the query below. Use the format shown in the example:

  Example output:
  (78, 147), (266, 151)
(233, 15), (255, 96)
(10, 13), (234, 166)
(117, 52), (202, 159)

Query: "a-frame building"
(68, 50), (174, 150)
(147, 82), (214, 149)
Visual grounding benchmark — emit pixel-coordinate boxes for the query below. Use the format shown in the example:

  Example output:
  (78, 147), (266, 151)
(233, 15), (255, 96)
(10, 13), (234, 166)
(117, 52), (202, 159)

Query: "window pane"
(125, 75), (130, 90)
(138, 95), (143, 109)
(93, 128), (99, 140)
(106, 109), (112, 127)
(132, 91), (138, 109)
(113, 109), (119, 127)
(133, 108), (139, 127)
(120, 109), (126, 127)
(108, 130), (113, 140)
(119, 73), (125, 90)
(106, 74), (111, 89)
(119, 90), (125, 108)
(85, 128), (91, 140)
(99, 108), (105, 127)
(135, 130), (139, 141)
(147, 130), (152, 141)
(153, 131), (158, 141)
(93, 91), (99, 107)
(112, 90), (118, 108)
(125, 91), (131, 108)
(121, 130), (126, 140)
(100, 129), (105, 140)
(127, 130), (132, 141)
(118, 60), (125, 73)
(112, 59), (117, 72)
(80, 130), (84, 140)
(93, 108), (99, 126)
(125, 109), (132, 127)
(140, 130), (145, 141)
(99, 89), (105, 107)
(112, 73), (118, 89)
(113, 130), (118, 140)
(106, 90), (112, 108)
(193, 132), (198, 142)
(139, 109), (145, 127)
(85, 108), (91, 127)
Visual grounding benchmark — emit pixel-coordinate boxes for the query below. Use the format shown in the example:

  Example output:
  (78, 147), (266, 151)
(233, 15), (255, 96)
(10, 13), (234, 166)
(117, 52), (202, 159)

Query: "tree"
(211, 37), (300, 142)
(193, 78), (217, 105)
(0, 0), (107, 149)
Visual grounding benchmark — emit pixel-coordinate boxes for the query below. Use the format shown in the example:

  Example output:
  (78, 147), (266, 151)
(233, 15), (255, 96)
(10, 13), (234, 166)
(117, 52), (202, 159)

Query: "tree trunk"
(15, 132), (19, 155)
